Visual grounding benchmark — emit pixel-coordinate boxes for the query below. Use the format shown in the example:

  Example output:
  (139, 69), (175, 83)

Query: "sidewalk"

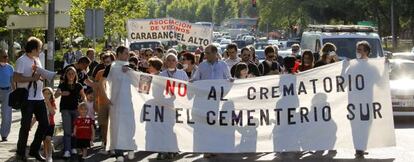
(0, 103), (63, 161)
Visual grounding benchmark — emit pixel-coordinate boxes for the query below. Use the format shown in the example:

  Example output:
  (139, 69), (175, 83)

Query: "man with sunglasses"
(0, 49), (14, 142)
(258, 46), (282, 76)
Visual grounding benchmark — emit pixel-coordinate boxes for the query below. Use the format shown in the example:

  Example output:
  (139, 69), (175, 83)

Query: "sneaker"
(116, 156), (124, 162)
(157, 153), (167, 160)
(1, 137), (7, 142)
(355, 150), (368, 159)
(127, 151), (135, 160)
(71, 149), (78, 154)
(63, 151), (71, 158)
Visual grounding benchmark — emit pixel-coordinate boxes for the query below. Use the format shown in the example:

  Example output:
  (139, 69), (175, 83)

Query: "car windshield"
(323, 38), (383, 59)
(130, 42), (161, 51)
(390, 62), (414, 80)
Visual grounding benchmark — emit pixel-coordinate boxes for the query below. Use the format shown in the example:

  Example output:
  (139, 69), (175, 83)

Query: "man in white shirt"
(14, 37), (48, 161)
(224, 43), (240, 69)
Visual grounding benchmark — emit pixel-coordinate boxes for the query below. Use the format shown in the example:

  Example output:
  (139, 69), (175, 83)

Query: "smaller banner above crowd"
(127, 18), (213, 47)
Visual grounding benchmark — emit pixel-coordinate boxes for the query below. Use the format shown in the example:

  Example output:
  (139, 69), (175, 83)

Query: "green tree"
(212, 0), (237, 25)
(195, 0), (213, 22)
(56, 0), (148, 45)
(166, 0), (197, 22)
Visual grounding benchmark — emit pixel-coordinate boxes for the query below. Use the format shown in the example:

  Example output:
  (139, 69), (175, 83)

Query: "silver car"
(389, 59), (414, 116)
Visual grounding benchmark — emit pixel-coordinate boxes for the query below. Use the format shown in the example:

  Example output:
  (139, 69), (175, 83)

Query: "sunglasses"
(2, 55), (8, 58)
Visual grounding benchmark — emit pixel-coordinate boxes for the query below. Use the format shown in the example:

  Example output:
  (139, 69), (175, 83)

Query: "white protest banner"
(106, 58), (395, 153)
(127, 18), (213, 47)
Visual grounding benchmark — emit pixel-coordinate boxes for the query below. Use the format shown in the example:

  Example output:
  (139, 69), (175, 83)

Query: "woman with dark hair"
(298, 50), (314, 72)
(233, 62), (249, 79)
(283, 56), (298, 74)
(182, 52), (198, 79)
(148, 57), (163, 75)
(314, 43), (337, 68)
(55, 67), (87, 158)
(248, 46), (260, 65)
(128, 57), (139, 71)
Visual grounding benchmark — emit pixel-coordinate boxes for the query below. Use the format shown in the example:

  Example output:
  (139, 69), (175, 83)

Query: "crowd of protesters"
(0, 36), (375, 162)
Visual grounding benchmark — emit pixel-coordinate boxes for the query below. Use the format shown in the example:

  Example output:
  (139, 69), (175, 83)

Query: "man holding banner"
(100, 46), (136, 162)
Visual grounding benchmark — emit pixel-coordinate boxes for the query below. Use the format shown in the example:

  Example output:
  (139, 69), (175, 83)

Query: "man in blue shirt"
(0, 49), (14, 142)
(192, 45), (232, 81)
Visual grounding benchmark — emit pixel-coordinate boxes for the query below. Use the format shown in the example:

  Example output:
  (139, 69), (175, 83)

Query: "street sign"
(6, 13), (70, 29)
(85, 9), (104, 39)
(4, 0), (71, 12)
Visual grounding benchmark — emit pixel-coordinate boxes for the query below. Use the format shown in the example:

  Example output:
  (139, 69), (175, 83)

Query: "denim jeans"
(16, 100), (49, 156)
(61, 109), (78, 152)
(0, 88), (12, 138)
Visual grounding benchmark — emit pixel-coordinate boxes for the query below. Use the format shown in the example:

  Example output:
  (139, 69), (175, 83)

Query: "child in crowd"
(85, 89), (96, 122)
(42, 87), (57, 162)
(73, 102), (95, 159)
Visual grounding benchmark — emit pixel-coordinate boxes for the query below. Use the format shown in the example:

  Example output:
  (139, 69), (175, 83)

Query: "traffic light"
(252, 0), (256, 7)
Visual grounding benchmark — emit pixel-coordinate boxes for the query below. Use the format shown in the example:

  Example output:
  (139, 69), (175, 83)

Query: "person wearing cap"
(0, 49), (14, 142)
(160, 53), (189, 81)
(291, 44), (301, 57)
(156, 53), (188, 160)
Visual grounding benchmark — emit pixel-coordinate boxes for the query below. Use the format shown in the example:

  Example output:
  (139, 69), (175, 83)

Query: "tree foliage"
(257, 0), (414, 39)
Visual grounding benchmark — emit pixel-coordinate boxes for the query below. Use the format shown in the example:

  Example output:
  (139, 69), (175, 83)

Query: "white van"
(301, 25), (384, 59)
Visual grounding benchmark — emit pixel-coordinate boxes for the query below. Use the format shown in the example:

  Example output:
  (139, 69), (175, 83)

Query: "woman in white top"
(160, 53), (189, 81)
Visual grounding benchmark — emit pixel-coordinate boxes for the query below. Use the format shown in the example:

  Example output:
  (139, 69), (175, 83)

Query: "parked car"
(242, 35), (255, 45)
(389, 59), (414, 116)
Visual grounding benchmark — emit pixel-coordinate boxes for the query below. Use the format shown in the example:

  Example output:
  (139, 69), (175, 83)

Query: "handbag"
(8, 87), (29, 110)
(9, 72), (35, 110)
